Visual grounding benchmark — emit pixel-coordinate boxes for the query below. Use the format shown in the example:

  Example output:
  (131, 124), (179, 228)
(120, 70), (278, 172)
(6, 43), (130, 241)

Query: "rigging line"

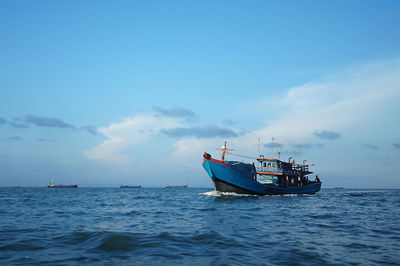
(225, 152), (257, 160)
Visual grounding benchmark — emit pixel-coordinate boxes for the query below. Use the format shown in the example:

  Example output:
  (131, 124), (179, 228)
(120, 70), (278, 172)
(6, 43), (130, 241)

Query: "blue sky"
(1, 0), (399, 188)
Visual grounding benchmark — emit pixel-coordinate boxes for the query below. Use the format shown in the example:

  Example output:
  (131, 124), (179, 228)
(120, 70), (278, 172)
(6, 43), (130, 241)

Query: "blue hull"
(203, 159), (321, 195)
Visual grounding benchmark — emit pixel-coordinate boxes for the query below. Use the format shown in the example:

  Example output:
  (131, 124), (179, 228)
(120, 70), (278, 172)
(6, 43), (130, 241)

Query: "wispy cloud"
(9, 122), (29, 128)
(38, 138), (55, 142)
(222, 119), (237, 125)
(10, 115), (97, 135)
(263, 142), (283, 148)
(393, 143), (400, 150)
(23, 115), (75, 129)
(294, 143), (324, 149)
(362, 144), (379, 150)
(0, 117), (6, 124)
(153, 106), (195, 119)
(161, 126), (238, 138)
(7, 136), (23, 141)
(312, 130), (341, 140)
(80, 126), (98, 135)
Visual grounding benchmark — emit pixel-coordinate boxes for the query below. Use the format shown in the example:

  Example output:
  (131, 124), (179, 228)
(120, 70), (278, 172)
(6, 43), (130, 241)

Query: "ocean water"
(0, 188), (399, 265)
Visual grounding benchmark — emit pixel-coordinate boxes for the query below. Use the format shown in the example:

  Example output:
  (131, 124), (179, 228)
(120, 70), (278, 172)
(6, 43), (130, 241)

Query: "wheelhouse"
(256, 155), (313, 187)
(256, 156), (282, 184)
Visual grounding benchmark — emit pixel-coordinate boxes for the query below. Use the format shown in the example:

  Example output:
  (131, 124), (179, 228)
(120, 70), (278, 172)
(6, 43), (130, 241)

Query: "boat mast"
(216, 141), (233, 161)
(278, 144), (282, 160)
(257, 137), (260, 158)
(272, 137), (275, 159)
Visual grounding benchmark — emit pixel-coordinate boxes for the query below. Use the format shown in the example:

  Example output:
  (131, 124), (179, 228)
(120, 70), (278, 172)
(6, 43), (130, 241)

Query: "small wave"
(345, 192), (383, 197)
(345, 242), (380, 250)
(58, 231), (99, 245)
(90, 230), (243, 253)
(309, 214), (337, 219)
(123, 210), (138, 216)
(0, 239), (46, 251)
(96, 234), (137, 251)
(200, 191), (257, 197)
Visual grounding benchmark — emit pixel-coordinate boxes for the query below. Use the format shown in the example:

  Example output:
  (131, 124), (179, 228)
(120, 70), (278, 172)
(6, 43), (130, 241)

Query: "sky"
(1, 0), (400, 188)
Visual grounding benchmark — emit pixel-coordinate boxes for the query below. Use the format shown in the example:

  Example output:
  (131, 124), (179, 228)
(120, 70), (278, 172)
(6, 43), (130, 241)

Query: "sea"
(0, 187), (399, 265)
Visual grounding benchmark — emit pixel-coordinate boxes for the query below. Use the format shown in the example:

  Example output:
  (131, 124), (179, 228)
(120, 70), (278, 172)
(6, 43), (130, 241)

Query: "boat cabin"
(256, 155), (312, 187)
(256, 156), (282, 185)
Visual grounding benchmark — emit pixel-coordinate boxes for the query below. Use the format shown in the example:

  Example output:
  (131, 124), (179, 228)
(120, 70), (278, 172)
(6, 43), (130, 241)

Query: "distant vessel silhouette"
(166, 184), (187, 188)
(47, 180), (78, 188)
(120, 184), (141, 188)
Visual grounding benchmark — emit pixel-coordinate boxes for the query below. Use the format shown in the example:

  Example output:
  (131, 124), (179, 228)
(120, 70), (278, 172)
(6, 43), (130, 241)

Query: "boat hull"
(212, 177), (265, 195)
(203, 159), (321, 195)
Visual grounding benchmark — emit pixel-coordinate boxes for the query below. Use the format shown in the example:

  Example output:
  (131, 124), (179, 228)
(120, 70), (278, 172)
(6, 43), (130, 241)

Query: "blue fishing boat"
(202, 142), (321, 195)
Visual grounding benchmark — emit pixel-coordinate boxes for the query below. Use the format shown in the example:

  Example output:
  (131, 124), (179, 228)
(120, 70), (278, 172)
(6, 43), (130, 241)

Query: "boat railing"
(290, 164), (309, 171)
(285, 169), (301, 175)
(257, 165), (310, 174)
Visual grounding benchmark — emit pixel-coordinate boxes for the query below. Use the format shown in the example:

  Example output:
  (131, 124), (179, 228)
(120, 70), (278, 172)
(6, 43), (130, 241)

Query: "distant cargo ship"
(120, 184), (141, 188)
(166, 184), (187, 188)
(48, 180), (78, 188)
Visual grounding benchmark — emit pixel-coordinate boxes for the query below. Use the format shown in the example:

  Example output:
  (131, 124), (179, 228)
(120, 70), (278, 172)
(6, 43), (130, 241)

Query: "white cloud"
(170, 137), (227, 161)
(83, 112), (183, 169)
(170, 57), (400, 160)
(254, 58), (399, 140)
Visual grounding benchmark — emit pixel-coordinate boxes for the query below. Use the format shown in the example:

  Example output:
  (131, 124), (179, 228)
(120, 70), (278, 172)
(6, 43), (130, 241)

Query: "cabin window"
(272, 162), (276, 168)
(257, 175), (278, 185)
(263, 162), (266, 167)
(268, 162), (271, 168)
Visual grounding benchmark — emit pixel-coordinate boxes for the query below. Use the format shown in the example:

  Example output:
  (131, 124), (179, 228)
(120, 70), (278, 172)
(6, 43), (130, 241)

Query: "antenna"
(272, 137), (275, 159)
(216, 141), (233, 161)
(278, 144), (281, 160)
(257, 137), (260, 158)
